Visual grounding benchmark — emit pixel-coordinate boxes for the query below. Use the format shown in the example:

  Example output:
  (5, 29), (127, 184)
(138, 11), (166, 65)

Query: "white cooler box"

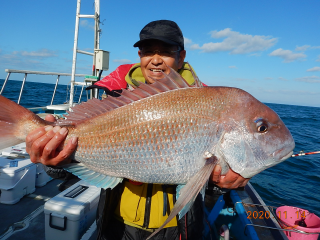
(44, 180), (101, 240)
(1, 142), (28, 156)
(0, 155), (36, 204)
(0, 143), (52, 188)
(36, 163), (53, 187)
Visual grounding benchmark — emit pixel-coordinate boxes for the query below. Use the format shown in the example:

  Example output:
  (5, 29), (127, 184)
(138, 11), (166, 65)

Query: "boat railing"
(1, 69), (91, 108)
(243, 223), (320, 236)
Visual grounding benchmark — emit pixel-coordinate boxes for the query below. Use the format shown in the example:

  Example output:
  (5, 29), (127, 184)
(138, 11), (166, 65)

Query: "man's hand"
(26, 114), (78, 166)
(210, 164), (250, 189)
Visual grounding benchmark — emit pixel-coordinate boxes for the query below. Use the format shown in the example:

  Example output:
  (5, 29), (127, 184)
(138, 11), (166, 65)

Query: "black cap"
(133, 20), (184, 50)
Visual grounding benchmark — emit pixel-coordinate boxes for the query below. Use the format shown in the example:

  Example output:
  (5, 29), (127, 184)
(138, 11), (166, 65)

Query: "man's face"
(138, 40), (186, 84)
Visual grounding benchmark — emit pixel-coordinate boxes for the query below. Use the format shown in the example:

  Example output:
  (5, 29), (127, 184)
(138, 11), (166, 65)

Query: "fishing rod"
(291, 151), (320, 157)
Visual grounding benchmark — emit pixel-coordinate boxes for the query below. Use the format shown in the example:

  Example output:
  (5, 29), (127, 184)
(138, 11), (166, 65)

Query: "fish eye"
(257, 124), (268, 133)
(255, 119), (268, 133)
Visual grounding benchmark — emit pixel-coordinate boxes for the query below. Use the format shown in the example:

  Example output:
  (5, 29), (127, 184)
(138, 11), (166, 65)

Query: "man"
(26, 20), (249, 239)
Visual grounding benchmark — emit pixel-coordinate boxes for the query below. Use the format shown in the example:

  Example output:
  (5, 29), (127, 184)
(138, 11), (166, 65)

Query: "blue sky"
(1, 0), (319, 107)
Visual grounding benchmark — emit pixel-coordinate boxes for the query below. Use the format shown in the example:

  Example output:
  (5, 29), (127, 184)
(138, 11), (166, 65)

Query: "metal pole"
(78, 85), (85, 103)
(18, 73), (27, 104)
(96, 0), (100, 99)
(92, 0), (100, 99)
(95, 0), (100, 50)
(5, 69), (87, 77)
(70, 0), (81, 109)
(51, 75), (60, 105)
(76, 49), (94, 56)
(93, 3), (97, 77)
(0, 72), (11, 95)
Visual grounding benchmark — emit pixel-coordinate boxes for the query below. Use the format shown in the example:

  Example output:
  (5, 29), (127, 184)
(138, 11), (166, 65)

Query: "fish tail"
(0, 95), (47, 149)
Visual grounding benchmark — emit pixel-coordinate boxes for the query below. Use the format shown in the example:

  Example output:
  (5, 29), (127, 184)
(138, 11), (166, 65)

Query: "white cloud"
(0, 51), (46, 70)
(203, 28), (277, 54)
(269, 48), (306, 62)
(295, 45), (320, 51)
(0, 49), (57, 70)
(228, 66), (237, 69)
(295, 76), (320, 83)
(16, 49), (57, 58)
(184, 38), (201, 50)
(186, 28), (277, 54)
(264, 77), (273, 80)
(278, 77), (288, 81)
(316, 55), (320, 62)
(295, 45), (310, 51)
(113, 59), (132, 64)
(184, 37), (193, 45)
(190, 44), (201, 50)
(80, 20), (94, 30)
(307, 67), (320, 72)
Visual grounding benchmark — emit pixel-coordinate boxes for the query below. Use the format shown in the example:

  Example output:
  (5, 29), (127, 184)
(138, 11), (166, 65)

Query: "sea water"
(1, 79), (320, 217)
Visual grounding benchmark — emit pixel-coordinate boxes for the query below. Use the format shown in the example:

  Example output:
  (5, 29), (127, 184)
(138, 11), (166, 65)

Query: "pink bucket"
(276, 206), (320, 240)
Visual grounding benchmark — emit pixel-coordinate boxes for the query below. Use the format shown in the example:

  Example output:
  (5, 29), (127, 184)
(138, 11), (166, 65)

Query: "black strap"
(143, 183), (153, 228)
(96, 184), (123, 240)
(162, 185), (168, 216)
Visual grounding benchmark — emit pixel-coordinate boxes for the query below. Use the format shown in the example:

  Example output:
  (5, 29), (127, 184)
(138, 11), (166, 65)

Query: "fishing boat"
(1, 1), (319, 240)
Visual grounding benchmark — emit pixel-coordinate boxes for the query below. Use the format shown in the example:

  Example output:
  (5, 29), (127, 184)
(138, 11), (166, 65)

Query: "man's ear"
(138, 50), (142, 58)
(178, 50), (186, 69)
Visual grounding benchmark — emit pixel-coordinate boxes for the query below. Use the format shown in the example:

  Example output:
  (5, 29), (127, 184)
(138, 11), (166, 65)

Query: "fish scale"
(62, 88), (214, 183)
(73, 115), (215, 183)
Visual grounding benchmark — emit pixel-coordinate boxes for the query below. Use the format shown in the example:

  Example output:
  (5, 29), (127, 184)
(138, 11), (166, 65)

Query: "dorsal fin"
(187, 62), (203, 88)
(57, 67), (200, 126)
(165, 69), (191, 88)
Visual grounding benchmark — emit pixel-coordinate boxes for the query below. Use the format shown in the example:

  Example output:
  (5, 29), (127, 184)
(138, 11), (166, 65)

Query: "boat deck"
(0, 179), (63, 240)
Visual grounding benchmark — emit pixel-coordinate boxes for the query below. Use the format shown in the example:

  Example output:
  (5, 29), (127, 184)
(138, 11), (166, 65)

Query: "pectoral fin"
(146, 156), (217, 240)
(63, 163), (123, 189)
(176, 178), (208, 220)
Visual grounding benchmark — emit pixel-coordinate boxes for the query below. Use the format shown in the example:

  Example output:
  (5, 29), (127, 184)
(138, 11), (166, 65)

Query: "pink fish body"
(0, 69), (295, 239)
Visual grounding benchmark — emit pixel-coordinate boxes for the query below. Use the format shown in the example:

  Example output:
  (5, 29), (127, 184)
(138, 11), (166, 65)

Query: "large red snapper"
(0, 69), (295, 239)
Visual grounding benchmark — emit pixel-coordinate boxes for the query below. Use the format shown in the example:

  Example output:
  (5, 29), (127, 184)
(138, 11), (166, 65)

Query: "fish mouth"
(272, 149), (294, 161)
(280, 151), (293, 161)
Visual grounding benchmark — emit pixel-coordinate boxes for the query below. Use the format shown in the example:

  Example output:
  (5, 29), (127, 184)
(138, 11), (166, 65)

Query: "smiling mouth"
(150, 69), (164, 72)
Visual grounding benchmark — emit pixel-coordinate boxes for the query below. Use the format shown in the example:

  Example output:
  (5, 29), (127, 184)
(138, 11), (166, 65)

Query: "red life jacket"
(94, 64), (135, 91)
